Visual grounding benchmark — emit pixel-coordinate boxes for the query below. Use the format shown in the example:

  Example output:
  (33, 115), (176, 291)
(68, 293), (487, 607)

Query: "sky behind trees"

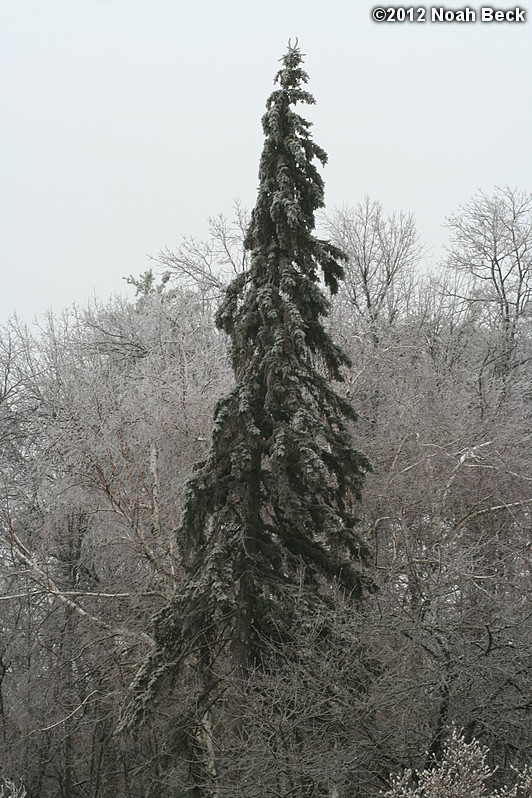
(1, 0), (531, 323)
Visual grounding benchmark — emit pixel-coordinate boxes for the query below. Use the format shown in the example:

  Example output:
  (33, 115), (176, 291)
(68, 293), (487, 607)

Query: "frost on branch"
(381, 728), (532, 798)
(0, 779), (27, 798)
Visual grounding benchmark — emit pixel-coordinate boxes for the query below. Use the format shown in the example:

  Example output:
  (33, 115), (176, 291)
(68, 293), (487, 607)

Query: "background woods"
(1, 184), (531, 796)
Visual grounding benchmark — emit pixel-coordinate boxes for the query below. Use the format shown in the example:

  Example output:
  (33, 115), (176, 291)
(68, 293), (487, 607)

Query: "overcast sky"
(1, 0), (531, 324)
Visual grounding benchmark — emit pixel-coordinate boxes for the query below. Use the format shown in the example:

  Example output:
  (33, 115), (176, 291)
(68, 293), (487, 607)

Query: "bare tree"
(149, 203), (249, 308)
(326, 197), (424, 345)
(445, 186), (532, 379)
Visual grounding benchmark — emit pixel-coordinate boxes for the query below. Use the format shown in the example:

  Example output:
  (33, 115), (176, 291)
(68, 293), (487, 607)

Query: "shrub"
(381, 728), (532, 798)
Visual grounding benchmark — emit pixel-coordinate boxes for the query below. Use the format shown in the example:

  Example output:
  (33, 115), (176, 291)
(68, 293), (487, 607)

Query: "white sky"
(1, 0), (531, 324)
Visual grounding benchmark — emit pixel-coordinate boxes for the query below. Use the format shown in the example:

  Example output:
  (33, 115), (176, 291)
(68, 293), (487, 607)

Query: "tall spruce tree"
(122, 42), (373, 790)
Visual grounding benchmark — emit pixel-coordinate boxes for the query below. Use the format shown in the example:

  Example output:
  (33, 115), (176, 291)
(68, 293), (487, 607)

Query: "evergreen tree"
(121, 41), (373, 793)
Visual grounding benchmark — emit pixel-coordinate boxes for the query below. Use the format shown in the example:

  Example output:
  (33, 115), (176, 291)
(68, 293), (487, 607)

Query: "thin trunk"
(188, 707), (219, 798)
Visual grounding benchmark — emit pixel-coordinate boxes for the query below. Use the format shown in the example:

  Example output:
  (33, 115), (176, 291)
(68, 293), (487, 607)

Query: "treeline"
(1, 186), (531, 797)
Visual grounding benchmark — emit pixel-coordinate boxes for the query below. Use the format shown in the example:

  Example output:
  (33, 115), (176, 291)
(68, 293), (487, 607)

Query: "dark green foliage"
(122, 44), (372, 730)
